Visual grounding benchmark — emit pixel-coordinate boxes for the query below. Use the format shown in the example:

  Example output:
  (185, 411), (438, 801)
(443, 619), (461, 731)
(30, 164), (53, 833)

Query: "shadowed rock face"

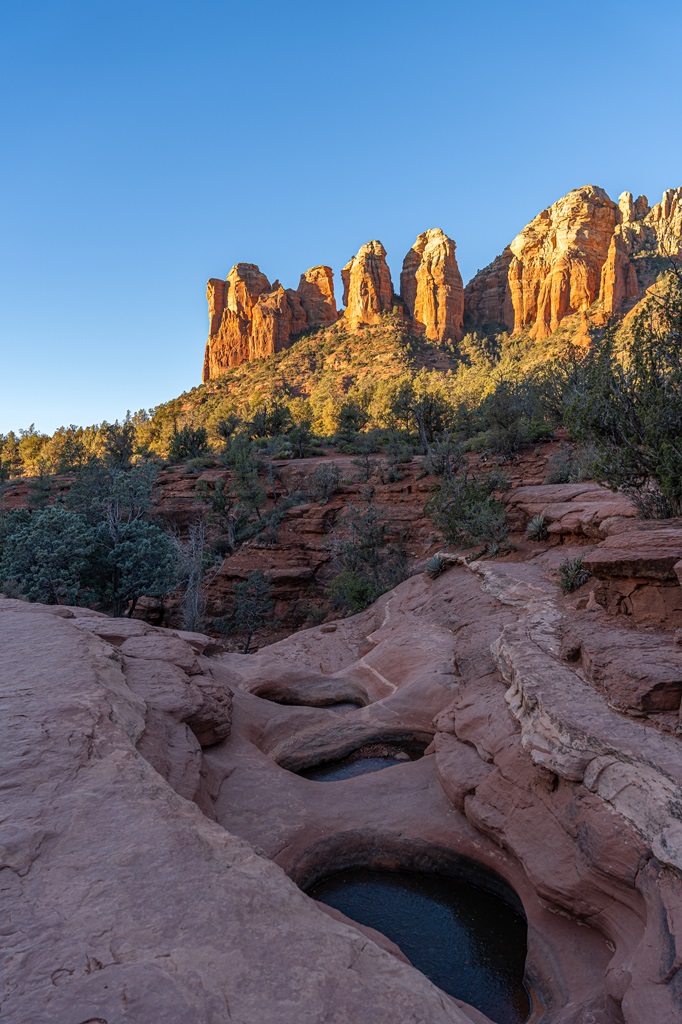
(341, 240), (395, 328)
(400, 228), (464, 343)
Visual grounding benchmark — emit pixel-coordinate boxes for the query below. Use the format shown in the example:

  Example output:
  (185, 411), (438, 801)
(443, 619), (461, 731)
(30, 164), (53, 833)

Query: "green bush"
(425, 472), (508, 549)
(328, 503), (407, 613)
(564, 273), (682, 518)
(168, 425), (211, 463)
(310, 463), (340, 504)
(544, 444), (596, 484)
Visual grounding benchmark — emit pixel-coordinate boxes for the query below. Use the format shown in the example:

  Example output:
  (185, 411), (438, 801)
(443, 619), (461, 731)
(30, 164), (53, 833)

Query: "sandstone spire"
(400, 228), (464, 343)
(341, 240), (394, 328)
(297, 266), (338, 326)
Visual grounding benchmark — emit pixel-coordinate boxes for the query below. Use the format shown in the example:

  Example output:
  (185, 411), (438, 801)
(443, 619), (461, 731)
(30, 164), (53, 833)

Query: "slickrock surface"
(341, 240), (395, 328)
(0, 598), (474, 1024)
(400, 228), (464, 343)
(6, 481), (682, 1023)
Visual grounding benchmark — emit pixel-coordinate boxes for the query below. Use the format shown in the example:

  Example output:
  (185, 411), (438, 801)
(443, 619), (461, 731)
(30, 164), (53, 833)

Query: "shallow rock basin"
(299, 742), (425, 781)
(309, 868), (530, 1024)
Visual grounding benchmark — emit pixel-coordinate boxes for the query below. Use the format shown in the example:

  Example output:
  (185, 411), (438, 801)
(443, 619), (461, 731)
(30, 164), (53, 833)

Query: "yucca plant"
(558, 555), (591, 594)
(425, 554), (447, 579)
(525, 514), (548, 541)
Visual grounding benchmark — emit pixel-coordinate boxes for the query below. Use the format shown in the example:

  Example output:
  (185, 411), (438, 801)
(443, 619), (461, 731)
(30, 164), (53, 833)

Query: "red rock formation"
(297, 265), (338, 326)
(462, 248), (514, 332)
(400, 228), (464, 343)
(341, 240), (394, 328)
(507, 185), (619, 339)
(203, 263), (272, 380)
(600, 188), (682, 315)
(250, 284), (308, 360)
(464, 185), (682, 336)
(203, 263), (331, 381)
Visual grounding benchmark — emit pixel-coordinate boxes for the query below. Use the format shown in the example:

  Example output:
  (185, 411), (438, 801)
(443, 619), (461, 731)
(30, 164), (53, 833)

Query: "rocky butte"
(202, 228), (466, 380)
(464, 184), (682, 338)
(203, 185), (681, 381)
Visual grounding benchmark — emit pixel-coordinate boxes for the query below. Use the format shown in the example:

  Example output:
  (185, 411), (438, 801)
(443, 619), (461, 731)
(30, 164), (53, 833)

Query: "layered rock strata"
(400, 228), (464, 343)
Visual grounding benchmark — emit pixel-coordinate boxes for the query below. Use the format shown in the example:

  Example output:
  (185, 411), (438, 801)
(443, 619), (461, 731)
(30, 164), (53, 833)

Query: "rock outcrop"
(204, 185), (682, 382)
(464, 185), (682, 338)
(203, 263), (337, 381)
(400, 228), (464, 343)
(600, 188), (682, 315)
(297, 265), (338, 326)
(341, 240), (395, 328)
(507, 185), (619, 339)
(462, 248), (514, 333)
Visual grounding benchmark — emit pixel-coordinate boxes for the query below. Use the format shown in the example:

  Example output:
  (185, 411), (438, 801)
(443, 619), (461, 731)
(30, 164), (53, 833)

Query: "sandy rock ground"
(2, 480), (682, 1023)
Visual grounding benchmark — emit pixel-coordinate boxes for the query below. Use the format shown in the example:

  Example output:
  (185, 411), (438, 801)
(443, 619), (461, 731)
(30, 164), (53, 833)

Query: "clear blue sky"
(1, 0), (681, 434)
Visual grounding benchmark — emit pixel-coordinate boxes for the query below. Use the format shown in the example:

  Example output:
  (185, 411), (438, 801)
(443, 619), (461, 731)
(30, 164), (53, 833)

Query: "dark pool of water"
(300, 744), (423, 781)
(309, 868), (530, 1024)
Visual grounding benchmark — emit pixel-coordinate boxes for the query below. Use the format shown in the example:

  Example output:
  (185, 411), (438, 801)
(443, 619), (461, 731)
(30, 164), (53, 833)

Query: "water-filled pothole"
(309, 868), (529, 1024)
(264, 695), (364, 711)
(300, 742), (426, 781)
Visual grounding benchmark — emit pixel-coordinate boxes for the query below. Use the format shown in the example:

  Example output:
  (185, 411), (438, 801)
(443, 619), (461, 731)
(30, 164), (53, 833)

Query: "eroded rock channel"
(2, 482), (682, 1023)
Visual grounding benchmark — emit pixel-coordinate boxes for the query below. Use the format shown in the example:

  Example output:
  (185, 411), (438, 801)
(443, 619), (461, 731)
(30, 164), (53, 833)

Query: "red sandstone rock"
(341, 240), (394, 327)
(507, 186), (619, 339)
(400, 228), (464, 343)
(250, 283), (308, 359)
(462, 248), (514, 332)
(297, 265), (338, 325)
(464, 185), (682, 337)
(600, 188), (682, 315)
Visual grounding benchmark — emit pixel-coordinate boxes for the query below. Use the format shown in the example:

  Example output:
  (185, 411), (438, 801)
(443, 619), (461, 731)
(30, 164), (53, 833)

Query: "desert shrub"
(564, 272), (682, 518)
(216, 571), (274, 653)
(544, 444), (596, 484)
(383, 430), (414, 466)
(0, 506), (96, 605)
(329, 504), (408, 613)
(185, 455), (217, 471)
(558, 555), (591, 593)
(425, 554), (447, 579)
(525, 514), (548, 541)
(249, 402), (293, 439)
(311, 463), (340, 504)
(477, 379), (554, 455)
(168, 425), (211, 463)
(424, 436), (465, 478)
(425, 472), (508, 549)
